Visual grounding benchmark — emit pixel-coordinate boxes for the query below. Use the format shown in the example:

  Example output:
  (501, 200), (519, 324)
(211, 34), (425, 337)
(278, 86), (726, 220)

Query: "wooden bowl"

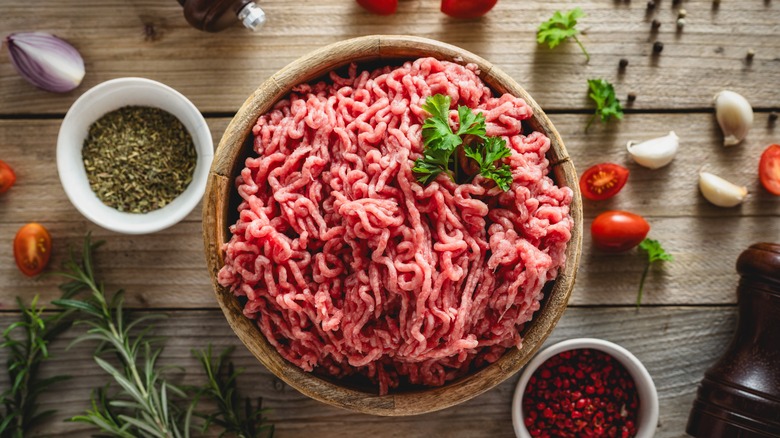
(203, 35), (583, 416)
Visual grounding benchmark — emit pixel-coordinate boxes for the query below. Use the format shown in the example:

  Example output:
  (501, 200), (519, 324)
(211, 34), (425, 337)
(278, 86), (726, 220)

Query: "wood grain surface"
(1, 0), (779, 436)
(7, 307), (734, 438)
(0, 0), (778, 114)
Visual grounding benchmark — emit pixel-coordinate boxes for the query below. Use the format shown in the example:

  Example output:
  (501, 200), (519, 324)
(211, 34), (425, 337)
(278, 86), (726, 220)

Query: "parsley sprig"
(586, 79), (624, 131)
(537, 8), (590, 62)
(413, 94), (513, 190)
(636, 238), (673, 307)
(464, 137), (513, 191)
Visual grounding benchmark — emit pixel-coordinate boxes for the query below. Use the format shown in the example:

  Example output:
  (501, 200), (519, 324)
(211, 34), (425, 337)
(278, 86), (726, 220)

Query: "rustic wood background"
(1, 0), (778, 436)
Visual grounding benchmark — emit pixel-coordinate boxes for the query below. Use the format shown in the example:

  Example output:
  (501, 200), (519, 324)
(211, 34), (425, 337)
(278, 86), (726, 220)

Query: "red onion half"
(5, 32), (85, 93)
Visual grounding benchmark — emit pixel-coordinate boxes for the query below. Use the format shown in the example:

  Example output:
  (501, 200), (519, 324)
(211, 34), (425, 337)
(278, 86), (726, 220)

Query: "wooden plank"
(1, 114), (777, 224)
(1, 114), (778, 308)
(0, 307), (734, 437)
(1, 1), (779, 114)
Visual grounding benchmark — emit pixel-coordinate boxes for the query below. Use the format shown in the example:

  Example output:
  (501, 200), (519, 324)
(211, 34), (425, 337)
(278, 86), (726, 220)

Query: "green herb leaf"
(537, 8), (590, 61)
(586, 78), (624, 131)
(464, 137), (514, 191)
(421, 94), (462, 152)
(636, 238), (673, 307)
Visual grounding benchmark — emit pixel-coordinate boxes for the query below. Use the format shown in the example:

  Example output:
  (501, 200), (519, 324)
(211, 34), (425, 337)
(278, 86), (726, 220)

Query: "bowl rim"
(57, 76), (213, 234)
(511, 338), (660, 438)
(203, 35), (583, 416)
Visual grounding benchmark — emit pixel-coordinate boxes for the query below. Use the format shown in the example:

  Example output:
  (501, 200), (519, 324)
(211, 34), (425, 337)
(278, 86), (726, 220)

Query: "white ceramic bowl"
(512, 338), (659, 438)
(57, 77), (213, 234)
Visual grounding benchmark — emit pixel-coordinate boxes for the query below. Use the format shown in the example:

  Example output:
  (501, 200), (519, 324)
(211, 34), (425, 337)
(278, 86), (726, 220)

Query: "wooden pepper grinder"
(687, 242), (780, 437)
(179, 0), (266, 32)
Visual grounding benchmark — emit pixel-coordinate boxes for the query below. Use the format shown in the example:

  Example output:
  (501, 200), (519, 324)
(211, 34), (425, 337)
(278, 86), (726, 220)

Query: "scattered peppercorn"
(678, 8), (687, 18)
(651, 19), (662, 30)
(647, 0), (656, 9)
(746, 49), (755, 61)
(627, 93), (637, 103)
(522, 349), (640, 438)
(619, 58), (629, 69)
(672, 0), (681, 4)
(769, 112), (778, 123)
(653, 41), (664, 54)
(677, 18), (686, 28)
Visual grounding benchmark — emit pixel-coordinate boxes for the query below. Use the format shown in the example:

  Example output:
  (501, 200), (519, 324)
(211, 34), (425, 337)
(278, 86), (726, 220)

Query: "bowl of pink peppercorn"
(512, 338), (659, 438)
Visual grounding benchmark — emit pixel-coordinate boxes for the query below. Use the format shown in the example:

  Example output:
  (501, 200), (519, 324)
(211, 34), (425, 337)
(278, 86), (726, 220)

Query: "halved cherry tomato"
(591, 211), (650, 252)
(356, 0), (398, 15)
(0, 160), (15, 194)
(759, 144), (780, 196)
(580, 163), (629, 201)
(13, 223), (52, 277)
(441, 0), (498, 18)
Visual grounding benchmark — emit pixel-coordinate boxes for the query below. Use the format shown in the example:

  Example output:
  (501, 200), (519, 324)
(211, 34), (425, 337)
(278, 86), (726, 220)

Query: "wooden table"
(1, 1), (779, 436)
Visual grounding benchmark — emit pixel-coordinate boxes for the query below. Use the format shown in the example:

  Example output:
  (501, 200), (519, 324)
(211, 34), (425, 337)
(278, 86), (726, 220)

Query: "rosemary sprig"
(0, 295), (73, 438)
(52, 235), (191, 438)
(192, 345), (274, 438)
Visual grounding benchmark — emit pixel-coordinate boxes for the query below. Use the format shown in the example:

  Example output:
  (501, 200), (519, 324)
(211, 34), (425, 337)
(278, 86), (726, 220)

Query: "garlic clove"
(626, 131), (679, 169)
(714, 90), (753, 147)
(699, 172), (748, 207)
(5, 32), (85, 93)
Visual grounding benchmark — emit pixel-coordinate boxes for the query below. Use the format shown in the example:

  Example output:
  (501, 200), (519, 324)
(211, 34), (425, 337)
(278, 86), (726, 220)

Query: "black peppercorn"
(653, 41), (664, 54)
(627, 93), (637, 103)
(651, 19), (662, 30)
(746, 49), (755, 61)
(647, 0), (656, 9)
(619, 58), (629, 69)
(770, 112), (778, 123)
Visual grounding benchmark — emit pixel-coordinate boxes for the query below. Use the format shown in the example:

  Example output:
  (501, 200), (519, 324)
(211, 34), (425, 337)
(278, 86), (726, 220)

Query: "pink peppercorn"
(522, 349), (640, 438)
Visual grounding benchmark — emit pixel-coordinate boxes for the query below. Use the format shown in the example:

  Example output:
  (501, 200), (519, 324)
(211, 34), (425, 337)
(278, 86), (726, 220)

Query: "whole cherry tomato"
(441, 0), (498, 18)
(759, 144), (780, 196)
(13, 223), (52, 277)
(0, 160), (16, 194)
(580, 163), (629, 201)
(590, 211), (650, 252)
(356, 0), (398, 15)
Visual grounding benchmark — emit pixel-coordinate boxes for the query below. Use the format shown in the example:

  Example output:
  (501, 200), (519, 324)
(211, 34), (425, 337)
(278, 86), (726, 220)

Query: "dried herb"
(82, 106), (196, 214)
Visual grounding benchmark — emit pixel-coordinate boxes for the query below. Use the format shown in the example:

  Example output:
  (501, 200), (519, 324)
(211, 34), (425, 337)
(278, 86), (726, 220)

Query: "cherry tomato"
(0, 160), (16, 194)
(356, 0), (398, 15)
(590, 211), (650, 252)
(759, 144), (780, 196)
(441, 0), (498, 18)
(13, 223), (52, 277)
(579, 163), (629, 201)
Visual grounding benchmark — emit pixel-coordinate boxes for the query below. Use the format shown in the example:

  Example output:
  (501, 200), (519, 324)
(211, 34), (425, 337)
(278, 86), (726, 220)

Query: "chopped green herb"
(413, 94), (513, 191)
(586, 79), (624, 131)
(636, 238), (673, 307)
(537, 8), (590, 62)
(464, 137), (513, 191)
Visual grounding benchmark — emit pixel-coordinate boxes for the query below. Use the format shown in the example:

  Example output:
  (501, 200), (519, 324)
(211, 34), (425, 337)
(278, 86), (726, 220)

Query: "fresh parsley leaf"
(421, 94), (462, 152)
(586, 78), (624, 131)
(636, 238), (673, 307)
(456, 105), (487, 138)
(463, 137), (513, 191)
(414, 94), (512, 191)
(537, 8), (590, 62)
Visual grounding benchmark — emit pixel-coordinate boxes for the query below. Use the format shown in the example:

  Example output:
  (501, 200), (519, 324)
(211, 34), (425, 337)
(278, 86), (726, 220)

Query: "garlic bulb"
(5, 32), (85, 93)
(699, 172), (748, 207)
(626, 131), (679, 169)
(714, 90), (753, 147)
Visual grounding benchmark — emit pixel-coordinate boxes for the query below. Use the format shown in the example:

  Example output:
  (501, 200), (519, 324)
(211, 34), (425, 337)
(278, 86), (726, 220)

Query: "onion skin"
(5, 32), (85, 93)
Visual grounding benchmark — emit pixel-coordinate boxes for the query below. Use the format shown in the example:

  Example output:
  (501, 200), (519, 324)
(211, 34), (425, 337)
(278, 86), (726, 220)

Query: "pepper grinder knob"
(686, 242), (780, 437)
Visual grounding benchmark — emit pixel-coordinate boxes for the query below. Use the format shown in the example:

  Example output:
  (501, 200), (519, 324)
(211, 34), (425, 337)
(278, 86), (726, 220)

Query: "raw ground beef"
(218, 57), (573, 394)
